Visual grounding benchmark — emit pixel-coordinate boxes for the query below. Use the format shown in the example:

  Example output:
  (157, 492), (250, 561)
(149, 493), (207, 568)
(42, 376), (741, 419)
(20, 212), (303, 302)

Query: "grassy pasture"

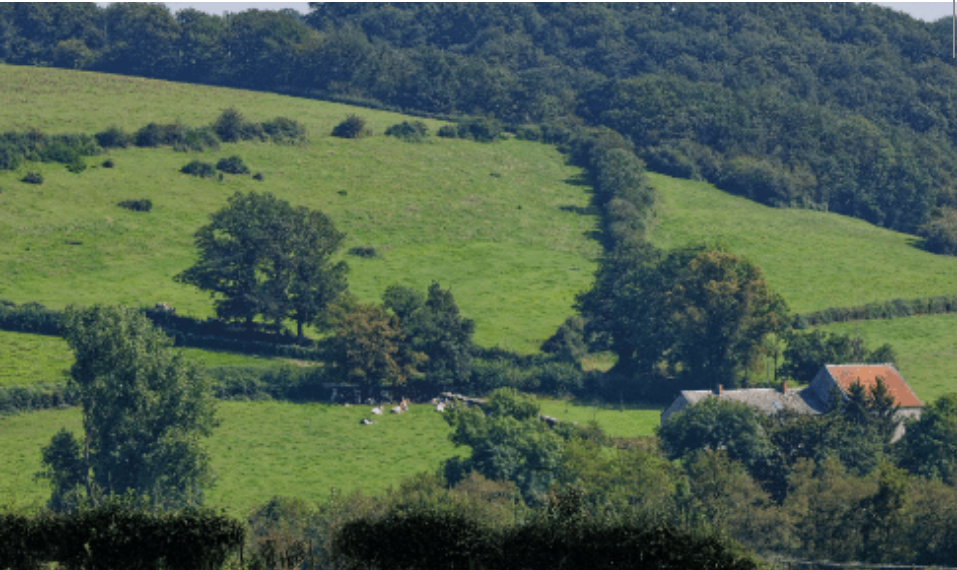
(536, 397), (660, 438)
(817, 314), (957, 403)
(0, 65), (600, 353)
(0, 397), (655, 515)
(649, 172), (957, 314)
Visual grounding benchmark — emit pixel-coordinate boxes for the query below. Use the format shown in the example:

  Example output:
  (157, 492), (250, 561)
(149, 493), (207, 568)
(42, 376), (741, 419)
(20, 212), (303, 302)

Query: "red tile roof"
(825, 364), (922, 408)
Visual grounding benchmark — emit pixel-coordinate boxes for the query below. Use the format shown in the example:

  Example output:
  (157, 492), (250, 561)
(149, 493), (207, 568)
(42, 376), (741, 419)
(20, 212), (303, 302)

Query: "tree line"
(4, 3), (957, 242)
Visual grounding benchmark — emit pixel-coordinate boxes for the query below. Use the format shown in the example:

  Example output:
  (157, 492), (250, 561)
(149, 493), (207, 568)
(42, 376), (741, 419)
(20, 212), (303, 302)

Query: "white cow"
(371, 407), (383, 415)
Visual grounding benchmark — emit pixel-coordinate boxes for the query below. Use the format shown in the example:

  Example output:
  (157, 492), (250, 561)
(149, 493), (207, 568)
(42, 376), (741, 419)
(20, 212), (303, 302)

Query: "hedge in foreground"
(0, 503), (244, 570)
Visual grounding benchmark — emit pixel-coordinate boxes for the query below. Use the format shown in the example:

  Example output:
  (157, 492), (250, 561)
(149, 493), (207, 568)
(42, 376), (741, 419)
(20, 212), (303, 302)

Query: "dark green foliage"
(134, 122), (170, 147)
(176, 191), (347, 340)
(579, 245), (789, 392)
(384, 120), (429, 142)
(658, 398), (775, 480)
(207, 365), (328, 402)
(101, 159), (114, 168)
(212, 107), (247, 143)
(0, 383), (79, 416)
(21, 171), (43, 184)
(215, 155), (249, 175)
(920, 207), (957, 256)
(794, 294), (957, 328)
(331, 114), (370, 139)
(0, 503), (245, 570)
(443, 387), (564, 503)
(384, 282), (475, 390)
(436, 124), (457, 138)
(347, 246), (377, 258)
(94, 126), (133, 149)
(43, 305), (218, 510)
(781, 329), (897, 383)
(174, 125), (220, 152)
(180, 159), (216, 178)
(541, 316), (587, 363)
(117, 199), (152, 212)
(262, 116), (308, 144)
(897, 393), (957, 484)
(0, 299), (62, 335)
(252, 172), (264, 181)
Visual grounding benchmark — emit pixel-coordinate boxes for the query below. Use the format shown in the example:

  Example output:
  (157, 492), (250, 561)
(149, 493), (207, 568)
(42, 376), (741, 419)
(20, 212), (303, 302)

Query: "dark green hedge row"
(0, 503), (244, 570)
(794, 295), (957, 328)
(0, 300), (325, 361)
(0, 383), (78, 416)
(207, 365), (330, 402)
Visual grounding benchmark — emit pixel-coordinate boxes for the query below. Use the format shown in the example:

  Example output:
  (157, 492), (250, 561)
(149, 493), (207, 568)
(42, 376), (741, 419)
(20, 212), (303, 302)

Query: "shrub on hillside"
(332, 115), (371, 139)
(21, 171), (43, 184)
(216, 155), (249, 175)
(263, 116), (307, 144)
(212, 107), (247, 143)
(437, 124), (458, 138)
(174, 126), (220, 152)
(456, 117), (504, 142)
(118, 199), (152, 212)
(95, 125), (133, 148)
(385, 120), (429, 142)
(102, 159), (114, 168)
(920, 207), (957, 256)
(65, 156), (86, 173)
(181, 160), (216, 178)
(134, 123), (169, 147)
(348, 246), (378, 258)
(252, 172), (264, 181)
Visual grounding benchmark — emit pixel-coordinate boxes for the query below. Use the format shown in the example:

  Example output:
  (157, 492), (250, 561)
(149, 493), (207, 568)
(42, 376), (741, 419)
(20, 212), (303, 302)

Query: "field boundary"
(794, 295), (957, 328)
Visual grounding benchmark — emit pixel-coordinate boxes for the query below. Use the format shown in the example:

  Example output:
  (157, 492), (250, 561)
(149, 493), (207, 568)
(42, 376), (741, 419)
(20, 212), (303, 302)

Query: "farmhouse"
(661, 364), (923, 441)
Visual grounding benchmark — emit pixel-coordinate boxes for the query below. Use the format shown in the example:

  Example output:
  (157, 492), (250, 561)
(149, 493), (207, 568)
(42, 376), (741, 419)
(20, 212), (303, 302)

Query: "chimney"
(717, 384), (723, 396)
(782, 381), (788, 395)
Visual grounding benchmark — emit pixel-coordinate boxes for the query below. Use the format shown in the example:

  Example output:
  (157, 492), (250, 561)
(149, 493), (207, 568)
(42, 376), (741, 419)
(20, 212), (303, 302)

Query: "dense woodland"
(3, 3), (957, 239)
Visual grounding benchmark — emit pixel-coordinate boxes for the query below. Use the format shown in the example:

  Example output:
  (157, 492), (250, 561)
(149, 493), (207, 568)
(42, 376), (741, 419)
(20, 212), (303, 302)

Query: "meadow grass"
(536, 397), (660, 438)
(0, 401), (462, 516)
(817, 314), (957, 403)
(649, 172), (957, 314)
(0, 397), (661, 514)
(0, 65), (600, 354)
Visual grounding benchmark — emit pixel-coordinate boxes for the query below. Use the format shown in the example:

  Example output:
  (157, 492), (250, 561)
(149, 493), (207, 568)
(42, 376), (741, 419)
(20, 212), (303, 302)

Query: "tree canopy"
(38, 305), (217, 511)
(175, 191), (347, 339)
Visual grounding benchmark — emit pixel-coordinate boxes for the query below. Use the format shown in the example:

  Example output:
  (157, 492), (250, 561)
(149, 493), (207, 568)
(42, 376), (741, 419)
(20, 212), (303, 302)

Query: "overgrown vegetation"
(331, 114), (371, 139)
(117, 199), (152, 212)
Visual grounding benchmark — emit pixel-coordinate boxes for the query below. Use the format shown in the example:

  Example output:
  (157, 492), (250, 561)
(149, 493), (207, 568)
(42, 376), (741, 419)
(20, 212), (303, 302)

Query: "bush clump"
(262, 116), (307, 144)
(332, 115), (371, 139)
(437, 117), (504, 143)
(21, 171), (43, 184)
(385, 120), (429, 142)
(216, 155), (250, 175)
(920, 207), (957, 256)
(102, 159), (115, 168)
(181, 160), (216, 178)
(118, 199), (153, 212)
(95, 126), (133, 149)
(174, 126), (220, 152)
(437, 124), (458, 138)
(348, 246), (378, 258)
(252, 172), (264, 181)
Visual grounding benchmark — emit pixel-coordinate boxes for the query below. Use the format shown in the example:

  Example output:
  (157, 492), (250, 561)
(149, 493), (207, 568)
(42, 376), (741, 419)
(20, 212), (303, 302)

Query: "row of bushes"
(181, 156), (250, 178)
(794, 295), (957, 328)
(0, 130), (99, 172)
(0, 503), (244, 570)
(0, 383), (78, 416)
(437, 116), (504, 142)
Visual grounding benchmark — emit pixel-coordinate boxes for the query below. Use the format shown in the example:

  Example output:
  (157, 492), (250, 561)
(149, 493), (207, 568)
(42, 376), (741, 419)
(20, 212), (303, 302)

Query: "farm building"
(661, 363), (922, 441)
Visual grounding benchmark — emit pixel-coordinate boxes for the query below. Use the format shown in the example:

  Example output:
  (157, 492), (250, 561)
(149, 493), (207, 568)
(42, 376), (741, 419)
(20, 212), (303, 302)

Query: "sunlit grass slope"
(649, 172), (957, 314)
(0, 65), (600, 353)
(818, 314), (957, 403)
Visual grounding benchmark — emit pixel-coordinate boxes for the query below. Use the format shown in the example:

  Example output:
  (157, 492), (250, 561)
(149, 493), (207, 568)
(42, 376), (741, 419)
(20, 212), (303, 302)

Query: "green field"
(0, 65), (600, 353)
(0, 397), (660, 514)
(536, 397), (660, 438)
(0, 401), (462, 515)
(649, 173), (957, 314)
(818, 314), (957, 403)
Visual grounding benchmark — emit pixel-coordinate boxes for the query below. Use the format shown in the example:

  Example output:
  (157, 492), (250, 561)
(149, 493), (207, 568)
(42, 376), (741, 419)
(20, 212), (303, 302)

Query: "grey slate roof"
(661, 386), (829, 423)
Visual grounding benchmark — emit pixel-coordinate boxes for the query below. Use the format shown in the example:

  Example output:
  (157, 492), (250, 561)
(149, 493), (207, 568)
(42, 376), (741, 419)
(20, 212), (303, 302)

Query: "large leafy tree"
(37, 305), (217, 511)
(579, 245), (788, 391)
(897, 393), (957, 485)
(384, 282), (474, 389)
(176, 191), (347, 339)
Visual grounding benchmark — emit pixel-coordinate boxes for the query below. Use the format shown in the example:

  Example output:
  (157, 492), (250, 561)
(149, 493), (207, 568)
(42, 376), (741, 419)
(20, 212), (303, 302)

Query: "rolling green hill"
(649, 172), (957, 314)
(0, 65), (600, 354)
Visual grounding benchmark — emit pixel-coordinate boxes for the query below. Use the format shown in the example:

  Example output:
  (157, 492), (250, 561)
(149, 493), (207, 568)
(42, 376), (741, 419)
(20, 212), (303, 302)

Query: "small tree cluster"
(384, 120), (429, 142)
(21, 171), (43, 184)
(117, 199), (152, 212)
(920, 207), (957, 256)
(215, 155), (249, 175)
(331, 114), (371, 139)
(436, 117), (503, 143)
(180, 160), (216, 178)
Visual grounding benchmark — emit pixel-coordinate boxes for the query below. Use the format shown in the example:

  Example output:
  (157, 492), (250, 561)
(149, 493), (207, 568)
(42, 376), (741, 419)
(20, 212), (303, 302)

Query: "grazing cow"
(391, 406), (404, 414)
(371, 407), (383, 415)
(435, 403), (445, 413)
(360, 418), (376, 425)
